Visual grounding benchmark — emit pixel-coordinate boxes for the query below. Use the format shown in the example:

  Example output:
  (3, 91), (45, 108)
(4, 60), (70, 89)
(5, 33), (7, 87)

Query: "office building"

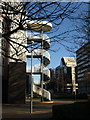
(59, 57), (78, 94)
(55, 66), (61, 92)
(76, 41), (90, 94)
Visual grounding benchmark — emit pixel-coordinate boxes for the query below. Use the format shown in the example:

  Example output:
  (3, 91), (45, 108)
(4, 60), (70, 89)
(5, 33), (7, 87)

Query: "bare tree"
(67, 2), (90, 50)
(1, 2), (82, 61)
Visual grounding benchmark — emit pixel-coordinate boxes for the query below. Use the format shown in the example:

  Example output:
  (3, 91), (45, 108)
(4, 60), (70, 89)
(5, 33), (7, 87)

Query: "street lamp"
(30, 41), (34, 113)
(41, 29), (44, 102)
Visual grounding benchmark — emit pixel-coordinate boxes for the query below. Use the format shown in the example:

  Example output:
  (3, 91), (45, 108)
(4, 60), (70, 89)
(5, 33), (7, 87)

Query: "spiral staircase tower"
(26, 20), (52, 101)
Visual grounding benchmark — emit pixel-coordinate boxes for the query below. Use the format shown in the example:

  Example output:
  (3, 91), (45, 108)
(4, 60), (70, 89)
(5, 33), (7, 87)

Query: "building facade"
(1, 3), (52, 103)
(59, 57), (78, 94)
(46, 68), (56, 94)
(76, 41), (90, 94)
(0, 14), (11, 103)
(55, 66), (61, 93)
(1, 3), (27, 104)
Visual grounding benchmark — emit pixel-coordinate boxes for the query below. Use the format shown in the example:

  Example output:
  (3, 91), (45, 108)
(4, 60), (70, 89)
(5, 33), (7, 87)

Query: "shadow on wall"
(8, 62), (26, 104)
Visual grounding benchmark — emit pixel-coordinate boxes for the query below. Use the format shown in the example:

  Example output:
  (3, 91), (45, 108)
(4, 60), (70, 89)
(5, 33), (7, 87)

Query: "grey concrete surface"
(2, 98), (85, 119)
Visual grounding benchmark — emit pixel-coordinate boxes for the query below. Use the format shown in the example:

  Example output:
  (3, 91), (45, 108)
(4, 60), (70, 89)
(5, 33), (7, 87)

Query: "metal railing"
(33, 84), (51, 101)
(27, 64), (50, 79)
(27, 33), (50, 47)
(26, 21), (52, 102)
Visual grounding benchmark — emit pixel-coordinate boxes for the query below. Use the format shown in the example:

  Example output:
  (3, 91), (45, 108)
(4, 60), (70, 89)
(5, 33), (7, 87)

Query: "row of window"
(77, 48), (86, 55)
(78, 73), (84, 78)
(77, 62), (90, 70)
(77, 68), (87, 74)
(77, 42), (90, 55)
(78, 77), (85, 81)
(78, 60), (90, 67)
(77, 59), (88, 66)
(77, 54), (88, 61)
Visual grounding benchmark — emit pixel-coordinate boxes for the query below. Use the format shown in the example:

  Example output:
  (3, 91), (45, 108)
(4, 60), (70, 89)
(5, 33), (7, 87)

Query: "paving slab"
(2, 99), (85, 119)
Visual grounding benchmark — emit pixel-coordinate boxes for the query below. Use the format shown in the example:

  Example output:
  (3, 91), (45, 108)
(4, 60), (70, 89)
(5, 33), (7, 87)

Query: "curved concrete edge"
(26, 20), (52, 32)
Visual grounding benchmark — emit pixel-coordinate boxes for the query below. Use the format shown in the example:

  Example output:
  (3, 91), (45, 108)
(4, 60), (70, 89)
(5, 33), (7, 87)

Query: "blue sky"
(26, 2), (88, 84)
(27, 2), (88, 68)
(48, 19), (76, 68)
(47, 2), (88, 68)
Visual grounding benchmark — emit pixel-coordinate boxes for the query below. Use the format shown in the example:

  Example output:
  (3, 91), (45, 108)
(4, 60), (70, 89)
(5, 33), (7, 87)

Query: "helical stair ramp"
(26, 20), (52, 101)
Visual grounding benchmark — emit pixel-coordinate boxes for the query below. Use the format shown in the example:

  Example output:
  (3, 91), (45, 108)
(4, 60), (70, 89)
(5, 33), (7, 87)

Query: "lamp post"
(41, 29), (44, 102)
(30, 41), (34, 113)
(0, 31), (2, 118)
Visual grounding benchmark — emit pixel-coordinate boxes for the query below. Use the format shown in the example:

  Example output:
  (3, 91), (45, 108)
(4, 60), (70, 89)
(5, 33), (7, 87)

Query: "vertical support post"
(71, 67), (76, 99)
(0, 27), (2, 119)
(30, 41), (33, 113)
(41, 30), (44, 102)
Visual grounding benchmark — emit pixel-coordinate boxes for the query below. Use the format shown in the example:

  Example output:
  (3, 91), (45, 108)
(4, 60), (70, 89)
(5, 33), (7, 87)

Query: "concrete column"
(71, 67), (76, 94)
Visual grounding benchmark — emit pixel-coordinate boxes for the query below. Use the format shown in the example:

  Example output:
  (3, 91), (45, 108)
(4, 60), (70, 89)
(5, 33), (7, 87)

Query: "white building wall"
(9, 30), (27, 62)
(71, 67), (77, 94)
(63, 57), (78, 94)
(8, 3), (27, 62)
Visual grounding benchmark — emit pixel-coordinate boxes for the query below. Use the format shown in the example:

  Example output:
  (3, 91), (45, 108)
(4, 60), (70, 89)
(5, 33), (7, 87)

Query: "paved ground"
(1, 98), (86, 120)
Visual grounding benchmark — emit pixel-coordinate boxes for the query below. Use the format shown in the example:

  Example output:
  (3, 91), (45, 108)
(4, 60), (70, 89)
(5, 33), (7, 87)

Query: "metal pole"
(41, 29), (44, 102)
(0, 31), (2, 119)
(30, 41), (33, 113)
